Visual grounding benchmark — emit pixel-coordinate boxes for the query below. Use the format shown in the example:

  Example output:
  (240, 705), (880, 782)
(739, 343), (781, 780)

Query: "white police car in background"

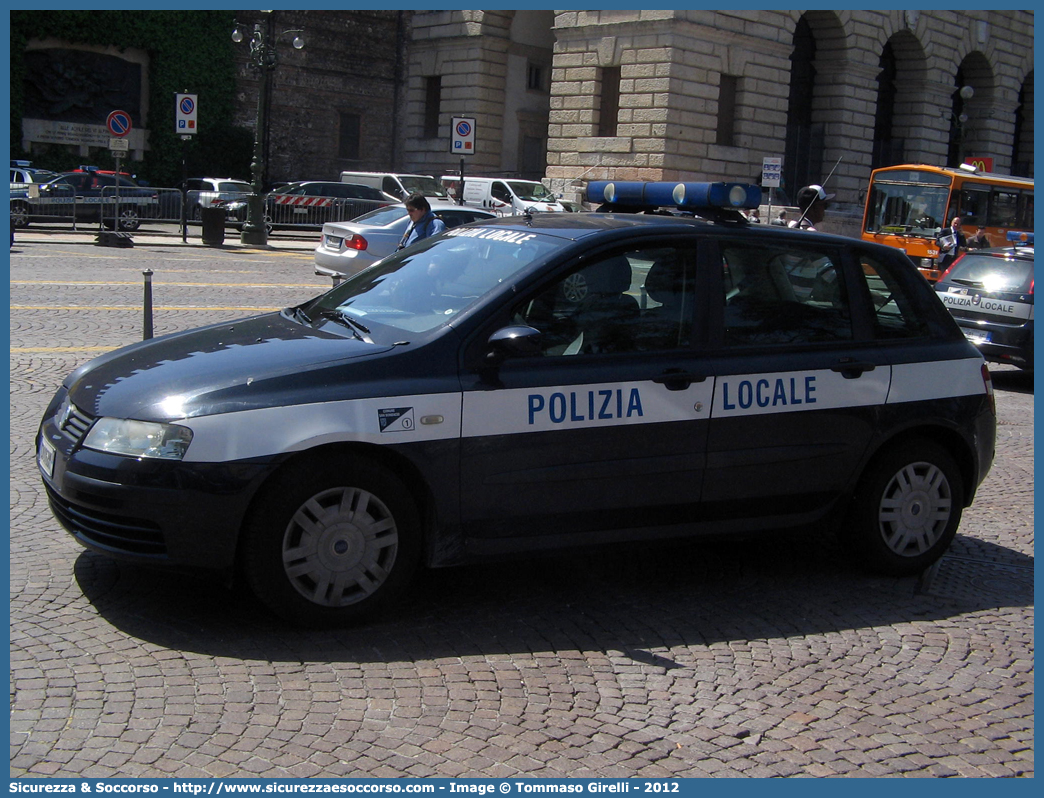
(37, 181), (996, 626)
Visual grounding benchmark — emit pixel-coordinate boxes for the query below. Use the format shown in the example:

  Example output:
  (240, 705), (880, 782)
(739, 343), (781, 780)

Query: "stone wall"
(407, 9), (1033, 239)
(231, 10), (407, 185)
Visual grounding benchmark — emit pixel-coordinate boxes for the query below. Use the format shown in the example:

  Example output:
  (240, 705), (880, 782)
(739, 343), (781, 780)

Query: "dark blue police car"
(37, 181), (997, 626)
(935, 231), (1034, 372)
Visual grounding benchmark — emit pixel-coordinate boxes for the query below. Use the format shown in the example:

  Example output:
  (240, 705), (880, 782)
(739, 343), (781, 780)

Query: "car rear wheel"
(843, 439), (963, 576)
(241, 456), (421, 626)
(11, 201), (30, 229)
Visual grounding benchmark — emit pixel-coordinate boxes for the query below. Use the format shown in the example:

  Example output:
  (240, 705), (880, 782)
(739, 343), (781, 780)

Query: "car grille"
(45, 484), (167, 557)
(59, 401), (94, 445)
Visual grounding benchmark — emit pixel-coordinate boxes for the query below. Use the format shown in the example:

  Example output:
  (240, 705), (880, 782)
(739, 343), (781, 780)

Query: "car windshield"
(304, 225), (560, 336)
(508, 181), (554, 202)
(946, 253), (1034, 293)
(217, 181), (251, 192)
(399, 176), (449, 198)
(864, 183), (950, 236)
(349, 205), (410, 226)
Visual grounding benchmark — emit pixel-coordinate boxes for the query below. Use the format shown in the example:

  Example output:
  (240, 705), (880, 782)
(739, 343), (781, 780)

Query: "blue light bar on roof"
(586, 181), (761, 210)
(1006, 230), (1034, 245)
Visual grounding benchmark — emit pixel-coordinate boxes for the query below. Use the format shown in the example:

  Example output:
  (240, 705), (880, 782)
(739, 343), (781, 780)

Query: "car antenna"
(794, 156), (842, 228)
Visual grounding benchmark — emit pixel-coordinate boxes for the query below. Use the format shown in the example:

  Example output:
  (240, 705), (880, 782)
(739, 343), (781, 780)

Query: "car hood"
(64, 313), (395, 422)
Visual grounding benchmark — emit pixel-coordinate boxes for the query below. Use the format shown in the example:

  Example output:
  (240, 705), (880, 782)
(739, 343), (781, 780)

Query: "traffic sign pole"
(105, 111), (133, 236)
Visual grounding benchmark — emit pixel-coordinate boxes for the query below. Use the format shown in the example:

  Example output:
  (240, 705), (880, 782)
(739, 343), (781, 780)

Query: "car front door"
(458, 239), (713, 549)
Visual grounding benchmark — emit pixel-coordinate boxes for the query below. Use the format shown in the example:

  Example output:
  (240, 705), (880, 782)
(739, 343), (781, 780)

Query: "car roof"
(459, 208), (865, 244)
(962, 246), (1035, 262)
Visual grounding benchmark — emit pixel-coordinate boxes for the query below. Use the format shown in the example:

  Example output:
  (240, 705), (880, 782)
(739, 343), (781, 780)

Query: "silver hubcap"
(878, 461), (952, 556)
(562, 273), (588, 302)
(282, 487), (398, 607)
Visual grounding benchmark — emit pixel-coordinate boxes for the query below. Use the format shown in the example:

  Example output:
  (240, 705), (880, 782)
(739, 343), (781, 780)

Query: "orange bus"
(861, 164), (1034, 282)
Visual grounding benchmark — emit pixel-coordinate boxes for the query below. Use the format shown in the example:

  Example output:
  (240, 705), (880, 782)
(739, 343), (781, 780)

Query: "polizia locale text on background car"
(934, 231), (1034, 372)
(37, 181), (997, 626)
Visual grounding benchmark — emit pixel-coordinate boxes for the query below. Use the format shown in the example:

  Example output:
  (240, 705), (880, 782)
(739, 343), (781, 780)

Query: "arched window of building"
(871, 43), (899, 169)
(1011, 72), (1033, 177)
(783, 17), (822, 194)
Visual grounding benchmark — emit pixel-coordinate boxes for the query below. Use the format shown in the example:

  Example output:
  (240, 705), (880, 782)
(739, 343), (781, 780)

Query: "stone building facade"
(230, 10), (410, 186)
(401, 9), (1034, 235)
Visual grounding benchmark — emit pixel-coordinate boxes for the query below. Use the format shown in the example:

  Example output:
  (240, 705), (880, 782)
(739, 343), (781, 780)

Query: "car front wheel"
(843, 439), (964, 576)
(104, 208), (141, 231)
(241, 456), (421, 626)
(11, 201), (30, 228)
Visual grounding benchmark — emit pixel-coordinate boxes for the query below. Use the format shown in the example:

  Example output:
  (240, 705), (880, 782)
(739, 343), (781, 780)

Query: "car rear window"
(946, 253), (1034, 293)
(351, 206), (409, 226)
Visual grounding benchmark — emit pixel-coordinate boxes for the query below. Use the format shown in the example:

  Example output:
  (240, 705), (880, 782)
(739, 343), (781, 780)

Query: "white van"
(441, 176), (565, 214)
(339, 172), (450, 202)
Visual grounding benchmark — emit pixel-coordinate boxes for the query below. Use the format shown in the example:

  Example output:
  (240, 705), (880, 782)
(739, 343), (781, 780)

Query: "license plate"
(326, 236), (342, 249)
(965, 329), (991, 344)
(38, 437), (56, 478)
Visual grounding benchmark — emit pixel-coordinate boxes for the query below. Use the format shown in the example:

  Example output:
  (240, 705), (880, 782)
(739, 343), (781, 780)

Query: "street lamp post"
(232, 12), (304, 246)
(949, 84), (975, 167)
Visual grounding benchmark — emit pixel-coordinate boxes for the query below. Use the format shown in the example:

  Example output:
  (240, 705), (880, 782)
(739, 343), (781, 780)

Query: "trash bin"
(200, 206), (226, 247)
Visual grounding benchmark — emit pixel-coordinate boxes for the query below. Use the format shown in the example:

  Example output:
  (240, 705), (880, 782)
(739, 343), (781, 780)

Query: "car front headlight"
(82, 418), (193, 460)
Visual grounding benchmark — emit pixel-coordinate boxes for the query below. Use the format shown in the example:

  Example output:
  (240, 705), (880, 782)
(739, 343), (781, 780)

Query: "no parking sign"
(451, 117), (475, 154)
(176, 93), (198, 135)
(106, 110), (132, 137)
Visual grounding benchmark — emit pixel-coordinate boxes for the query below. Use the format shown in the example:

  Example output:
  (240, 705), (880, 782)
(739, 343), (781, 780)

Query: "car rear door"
(697, 235), (893, 523)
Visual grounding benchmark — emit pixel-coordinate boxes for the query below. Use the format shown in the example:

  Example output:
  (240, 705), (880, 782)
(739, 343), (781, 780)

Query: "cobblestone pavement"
(9, 233), (1034, 778)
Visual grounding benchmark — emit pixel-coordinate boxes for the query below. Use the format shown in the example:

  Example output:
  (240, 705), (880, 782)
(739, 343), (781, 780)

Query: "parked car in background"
(13, 171), (159, 231)
(183, 177), (252, 221)
(314, 201), (497, 280)
(219, 181), (390, 232)
(441, 175), (566, 214)
(935, 231), (1034, 371)
(10, 161), (59, 192)
(339, 171), (450, 202)
(11, 161), (60, 229)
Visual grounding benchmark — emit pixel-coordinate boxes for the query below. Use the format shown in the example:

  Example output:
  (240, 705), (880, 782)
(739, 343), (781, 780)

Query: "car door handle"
(831, 359), (877, 379)
(653, 369), (707, 391)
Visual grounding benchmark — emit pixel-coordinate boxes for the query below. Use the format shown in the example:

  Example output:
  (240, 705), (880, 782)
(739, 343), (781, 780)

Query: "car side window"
(492, 182), (512, 203)
(856, 252), (931, 339)
(721, 241), (851, 346)
(514, 246), (692, 356)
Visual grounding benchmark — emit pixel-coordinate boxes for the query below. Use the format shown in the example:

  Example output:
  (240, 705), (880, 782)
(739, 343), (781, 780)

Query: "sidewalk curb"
(11, 231), (316, 252)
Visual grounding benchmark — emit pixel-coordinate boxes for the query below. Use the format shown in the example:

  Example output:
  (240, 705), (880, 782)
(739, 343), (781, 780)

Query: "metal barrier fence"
(10, 186), (182, 232)
(11, 187), (388, 237)
(222, 196), (389, 231)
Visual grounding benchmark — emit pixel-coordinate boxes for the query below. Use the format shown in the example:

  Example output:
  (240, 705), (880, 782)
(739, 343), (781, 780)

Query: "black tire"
(11, 201), (30, 229)
(842, 439), (964, 576)
(117, 208), (141, 231)
(103, 207), (141, 231)
(241, 456), (421, 626)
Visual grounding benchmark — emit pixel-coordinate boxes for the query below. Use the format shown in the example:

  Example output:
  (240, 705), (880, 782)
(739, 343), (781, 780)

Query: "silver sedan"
(314, 201), (496, 281)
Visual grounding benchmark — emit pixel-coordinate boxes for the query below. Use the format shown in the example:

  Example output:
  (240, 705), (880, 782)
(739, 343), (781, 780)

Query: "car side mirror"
(486, 325), (542, 363)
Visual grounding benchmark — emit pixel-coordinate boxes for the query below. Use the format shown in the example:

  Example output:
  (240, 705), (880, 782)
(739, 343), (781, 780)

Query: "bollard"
(142, 269), (154, 340)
